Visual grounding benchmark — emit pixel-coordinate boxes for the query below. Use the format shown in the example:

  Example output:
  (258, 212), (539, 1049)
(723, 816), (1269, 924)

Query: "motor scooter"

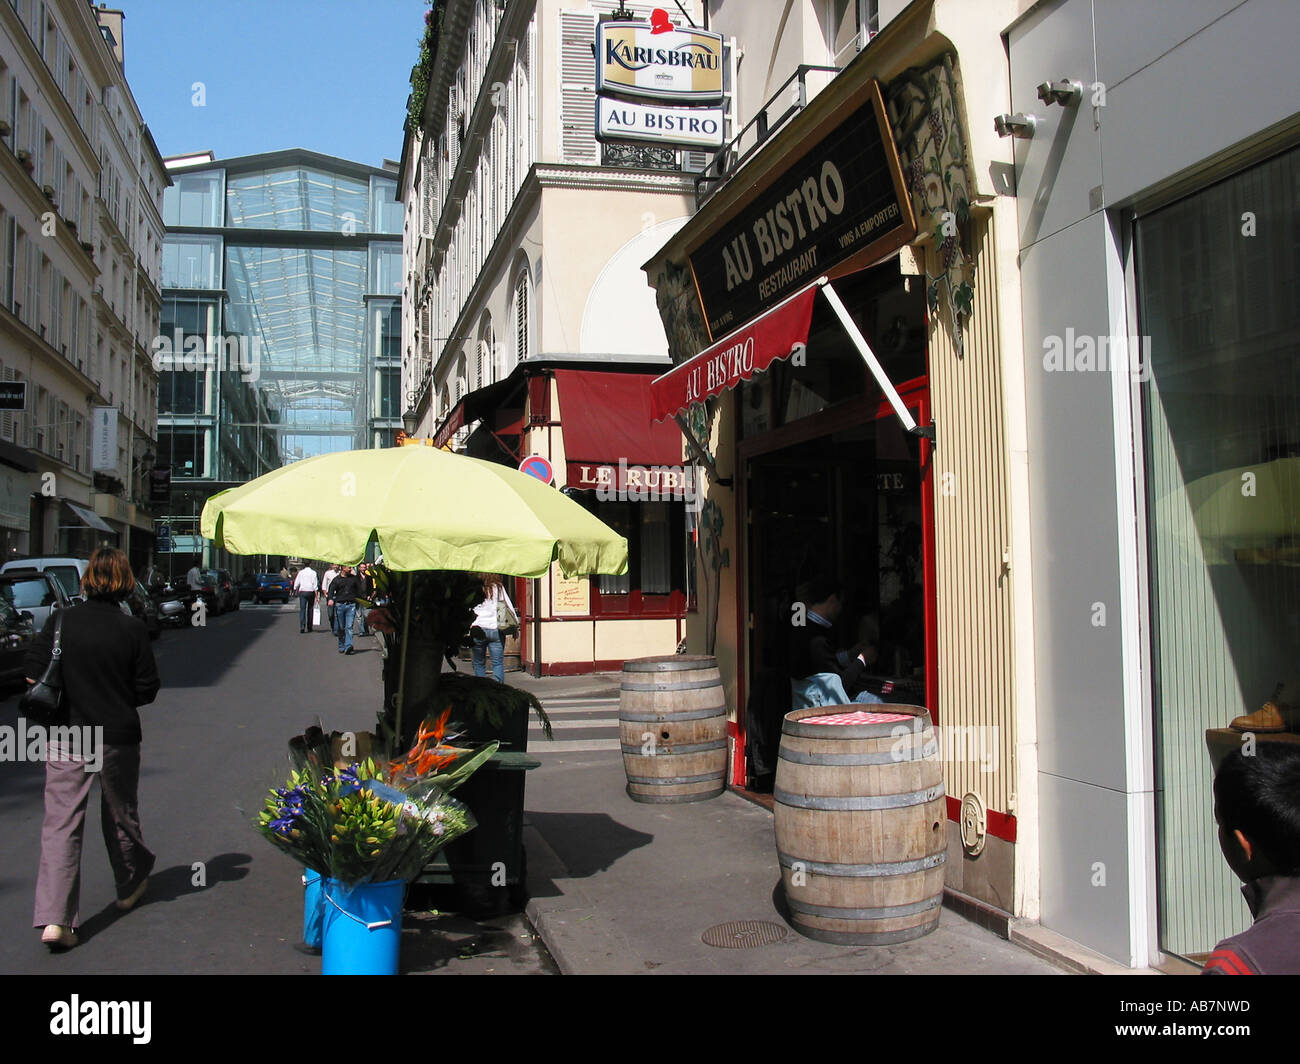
(152, 581), (196, 628)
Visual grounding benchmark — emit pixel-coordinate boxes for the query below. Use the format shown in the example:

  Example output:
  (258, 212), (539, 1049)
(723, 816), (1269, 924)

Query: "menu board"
(552, 570), (590, 616)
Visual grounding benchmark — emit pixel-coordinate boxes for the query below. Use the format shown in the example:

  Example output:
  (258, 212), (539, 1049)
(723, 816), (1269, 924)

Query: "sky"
(115, 0), (430, 168)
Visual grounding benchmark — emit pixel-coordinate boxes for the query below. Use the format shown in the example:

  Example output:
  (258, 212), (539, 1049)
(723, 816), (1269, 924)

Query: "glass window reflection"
(226, 167), (370, 231)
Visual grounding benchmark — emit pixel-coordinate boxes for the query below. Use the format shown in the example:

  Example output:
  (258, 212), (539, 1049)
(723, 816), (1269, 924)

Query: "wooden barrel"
(619, 655), (728, 803)
(774, 704), (946, 944)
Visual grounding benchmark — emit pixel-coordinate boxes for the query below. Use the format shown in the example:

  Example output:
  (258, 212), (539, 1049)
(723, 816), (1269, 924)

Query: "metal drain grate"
(701, 920), (789, 949)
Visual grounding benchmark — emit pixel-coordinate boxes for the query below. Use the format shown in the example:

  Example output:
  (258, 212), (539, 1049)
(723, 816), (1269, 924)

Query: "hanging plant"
(407, 2), (444, 134)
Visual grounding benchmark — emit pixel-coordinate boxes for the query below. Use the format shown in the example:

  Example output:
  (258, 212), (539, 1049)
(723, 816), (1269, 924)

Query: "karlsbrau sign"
(596, 19), (724, 104)
(687, 79), (915, 338)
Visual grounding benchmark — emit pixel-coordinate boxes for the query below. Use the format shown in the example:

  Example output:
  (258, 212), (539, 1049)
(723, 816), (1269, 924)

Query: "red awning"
(432, 403), (466, 449)
(650, 280), (820, 422)
(554, 370), (684, 466)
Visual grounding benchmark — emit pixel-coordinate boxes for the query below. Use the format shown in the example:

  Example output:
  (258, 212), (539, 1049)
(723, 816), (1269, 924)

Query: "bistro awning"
(555, 370), (693, 497)
(555, 370), (683, 466)
(650, 281), (819, 422)
(433, 374), (523, 449)
(650, 276), (931, 441)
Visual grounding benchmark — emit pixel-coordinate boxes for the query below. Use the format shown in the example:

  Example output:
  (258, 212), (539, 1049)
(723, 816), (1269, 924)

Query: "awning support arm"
(817, 278), (936, 444)
(674, 412), (732, 488)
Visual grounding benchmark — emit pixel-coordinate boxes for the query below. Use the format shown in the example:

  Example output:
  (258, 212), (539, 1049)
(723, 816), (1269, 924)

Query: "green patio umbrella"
(199, 446), (628, 577)
(199, 446), (628, 749)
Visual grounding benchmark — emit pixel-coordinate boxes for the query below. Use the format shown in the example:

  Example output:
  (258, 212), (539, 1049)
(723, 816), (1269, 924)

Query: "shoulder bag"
(495, 588), (520, 636)
(21, 611), (65, 726)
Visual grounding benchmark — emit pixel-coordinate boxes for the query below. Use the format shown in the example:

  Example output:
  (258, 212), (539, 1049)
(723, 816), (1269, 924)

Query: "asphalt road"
(0, 600), (557, 976)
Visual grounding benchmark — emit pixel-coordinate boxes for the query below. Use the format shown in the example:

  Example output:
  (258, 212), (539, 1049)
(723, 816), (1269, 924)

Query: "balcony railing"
(601, 143), (681, 172)
(694, 64), (840, 208)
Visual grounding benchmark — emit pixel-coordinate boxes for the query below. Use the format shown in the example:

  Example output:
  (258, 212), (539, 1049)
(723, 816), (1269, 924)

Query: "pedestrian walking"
(27, 547), (161, 951)
(322, 564), (339, 633)
(292, 564), (319, 633)
(354, 563), (371, 636)
(470, 573), (515, 684)
(186, 562), (204, 592)
(328, 565), (362, 655)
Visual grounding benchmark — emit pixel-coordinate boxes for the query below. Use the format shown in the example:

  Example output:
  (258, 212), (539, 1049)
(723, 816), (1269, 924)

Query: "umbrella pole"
(394, 570), (414, 756)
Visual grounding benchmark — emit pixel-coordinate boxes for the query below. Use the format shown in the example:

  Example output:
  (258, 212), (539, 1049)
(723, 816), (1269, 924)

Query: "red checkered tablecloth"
(799, 710), (914, 725)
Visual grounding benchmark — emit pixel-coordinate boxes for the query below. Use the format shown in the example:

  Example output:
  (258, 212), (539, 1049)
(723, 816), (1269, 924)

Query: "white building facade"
(399, 0), (712, 674)
(0, 1), (165, 567)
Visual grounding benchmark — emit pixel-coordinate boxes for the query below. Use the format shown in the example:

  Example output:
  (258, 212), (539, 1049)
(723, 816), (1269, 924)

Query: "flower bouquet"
(257, 712), (498, 888)
(257, 757), (472, 888)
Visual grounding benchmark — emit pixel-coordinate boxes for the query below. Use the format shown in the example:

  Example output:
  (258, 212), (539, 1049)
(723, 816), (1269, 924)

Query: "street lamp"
(401, 407), (419, 435)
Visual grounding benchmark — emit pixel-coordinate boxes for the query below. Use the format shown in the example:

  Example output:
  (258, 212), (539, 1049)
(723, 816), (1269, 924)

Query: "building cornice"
(532, 164), (698, 195)
(167, 147), (395, 181)
(0, 307), (105, 400)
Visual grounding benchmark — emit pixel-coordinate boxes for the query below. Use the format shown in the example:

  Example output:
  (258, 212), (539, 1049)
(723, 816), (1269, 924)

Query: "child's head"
(1214, 743), (1300, 881)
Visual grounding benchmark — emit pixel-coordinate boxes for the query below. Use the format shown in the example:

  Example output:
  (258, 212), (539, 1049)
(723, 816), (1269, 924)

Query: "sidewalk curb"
(523, 821), (634, 975)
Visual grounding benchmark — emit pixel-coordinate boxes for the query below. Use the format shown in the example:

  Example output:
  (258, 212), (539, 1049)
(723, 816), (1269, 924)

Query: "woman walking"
(470, 574), (515, 684)
(28, 547), (161, 950)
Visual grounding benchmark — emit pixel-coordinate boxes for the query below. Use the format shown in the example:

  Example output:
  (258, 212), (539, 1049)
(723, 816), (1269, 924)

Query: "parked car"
(0, 596), (36, 690)
(202, 568), (240, 614)
(0, 569), (72, 632)
(1, 556), (87, 600)
(236, 572), (259, 601)
(255, 572), (292, 604)
(122, 581), (161, 640)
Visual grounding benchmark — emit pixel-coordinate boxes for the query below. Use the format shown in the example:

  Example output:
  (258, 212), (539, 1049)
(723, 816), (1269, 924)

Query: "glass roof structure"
(225, 167), (370, 231)
(157, 152), (403, 543)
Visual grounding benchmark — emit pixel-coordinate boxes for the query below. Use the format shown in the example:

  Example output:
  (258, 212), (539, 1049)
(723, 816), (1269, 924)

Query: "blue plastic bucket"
(302, 870), (324, 950)
(321, 878), (404, 975)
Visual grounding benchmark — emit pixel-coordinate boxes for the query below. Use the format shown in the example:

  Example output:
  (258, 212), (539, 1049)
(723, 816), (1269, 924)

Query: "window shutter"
(559, 11), (598, 164)
(681, 150), (711, 172)
(514, 271), (529, 364)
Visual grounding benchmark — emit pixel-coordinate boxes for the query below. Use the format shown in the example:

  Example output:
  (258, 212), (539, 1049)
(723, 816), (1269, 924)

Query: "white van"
(1, 556), (88, 600)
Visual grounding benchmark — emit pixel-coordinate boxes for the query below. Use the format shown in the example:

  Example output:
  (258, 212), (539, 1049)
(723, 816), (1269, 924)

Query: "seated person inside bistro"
(789, 576), (884, 706)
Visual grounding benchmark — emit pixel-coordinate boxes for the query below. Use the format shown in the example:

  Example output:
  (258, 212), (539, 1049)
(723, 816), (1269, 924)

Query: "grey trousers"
(33, 742), (155, 929)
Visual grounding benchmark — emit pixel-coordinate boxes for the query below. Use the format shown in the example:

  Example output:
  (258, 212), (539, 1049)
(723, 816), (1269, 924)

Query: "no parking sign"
(518, 455), (554, 485)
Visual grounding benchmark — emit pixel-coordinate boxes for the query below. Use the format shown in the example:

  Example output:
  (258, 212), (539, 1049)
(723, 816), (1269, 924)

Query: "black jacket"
(25, 600), (160, 744)
(788, 616), (866, 692)
(328, 574), (362, 604)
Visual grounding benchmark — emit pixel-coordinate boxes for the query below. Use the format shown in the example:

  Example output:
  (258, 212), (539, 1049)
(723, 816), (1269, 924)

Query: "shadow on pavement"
(71, 852), (251, 944)
(154, 609), (281, 689)
(524, 811), (654, 882)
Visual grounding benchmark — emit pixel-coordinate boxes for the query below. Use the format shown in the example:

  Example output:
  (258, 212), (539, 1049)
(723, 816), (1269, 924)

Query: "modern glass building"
(158, 149), (402, 571)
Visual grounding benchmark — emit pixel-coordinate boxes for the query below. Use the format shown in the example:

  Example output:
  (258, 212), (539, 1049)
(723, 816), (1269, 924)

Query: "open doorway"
(740, 388), (933, 787)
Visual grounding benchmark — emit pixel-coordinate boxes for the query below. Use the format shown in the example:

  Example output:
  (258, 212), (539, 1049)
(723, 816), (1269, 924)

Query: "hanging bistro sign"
(596, 17), (724, 103)
(597, 96), (726, 149)
(686, 79), (916, 339)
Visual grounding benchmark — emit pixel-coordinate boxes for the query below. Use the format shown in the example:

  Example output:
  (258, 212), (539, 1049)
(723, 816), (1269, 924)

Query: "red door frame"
(731, 378), (935, 789)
